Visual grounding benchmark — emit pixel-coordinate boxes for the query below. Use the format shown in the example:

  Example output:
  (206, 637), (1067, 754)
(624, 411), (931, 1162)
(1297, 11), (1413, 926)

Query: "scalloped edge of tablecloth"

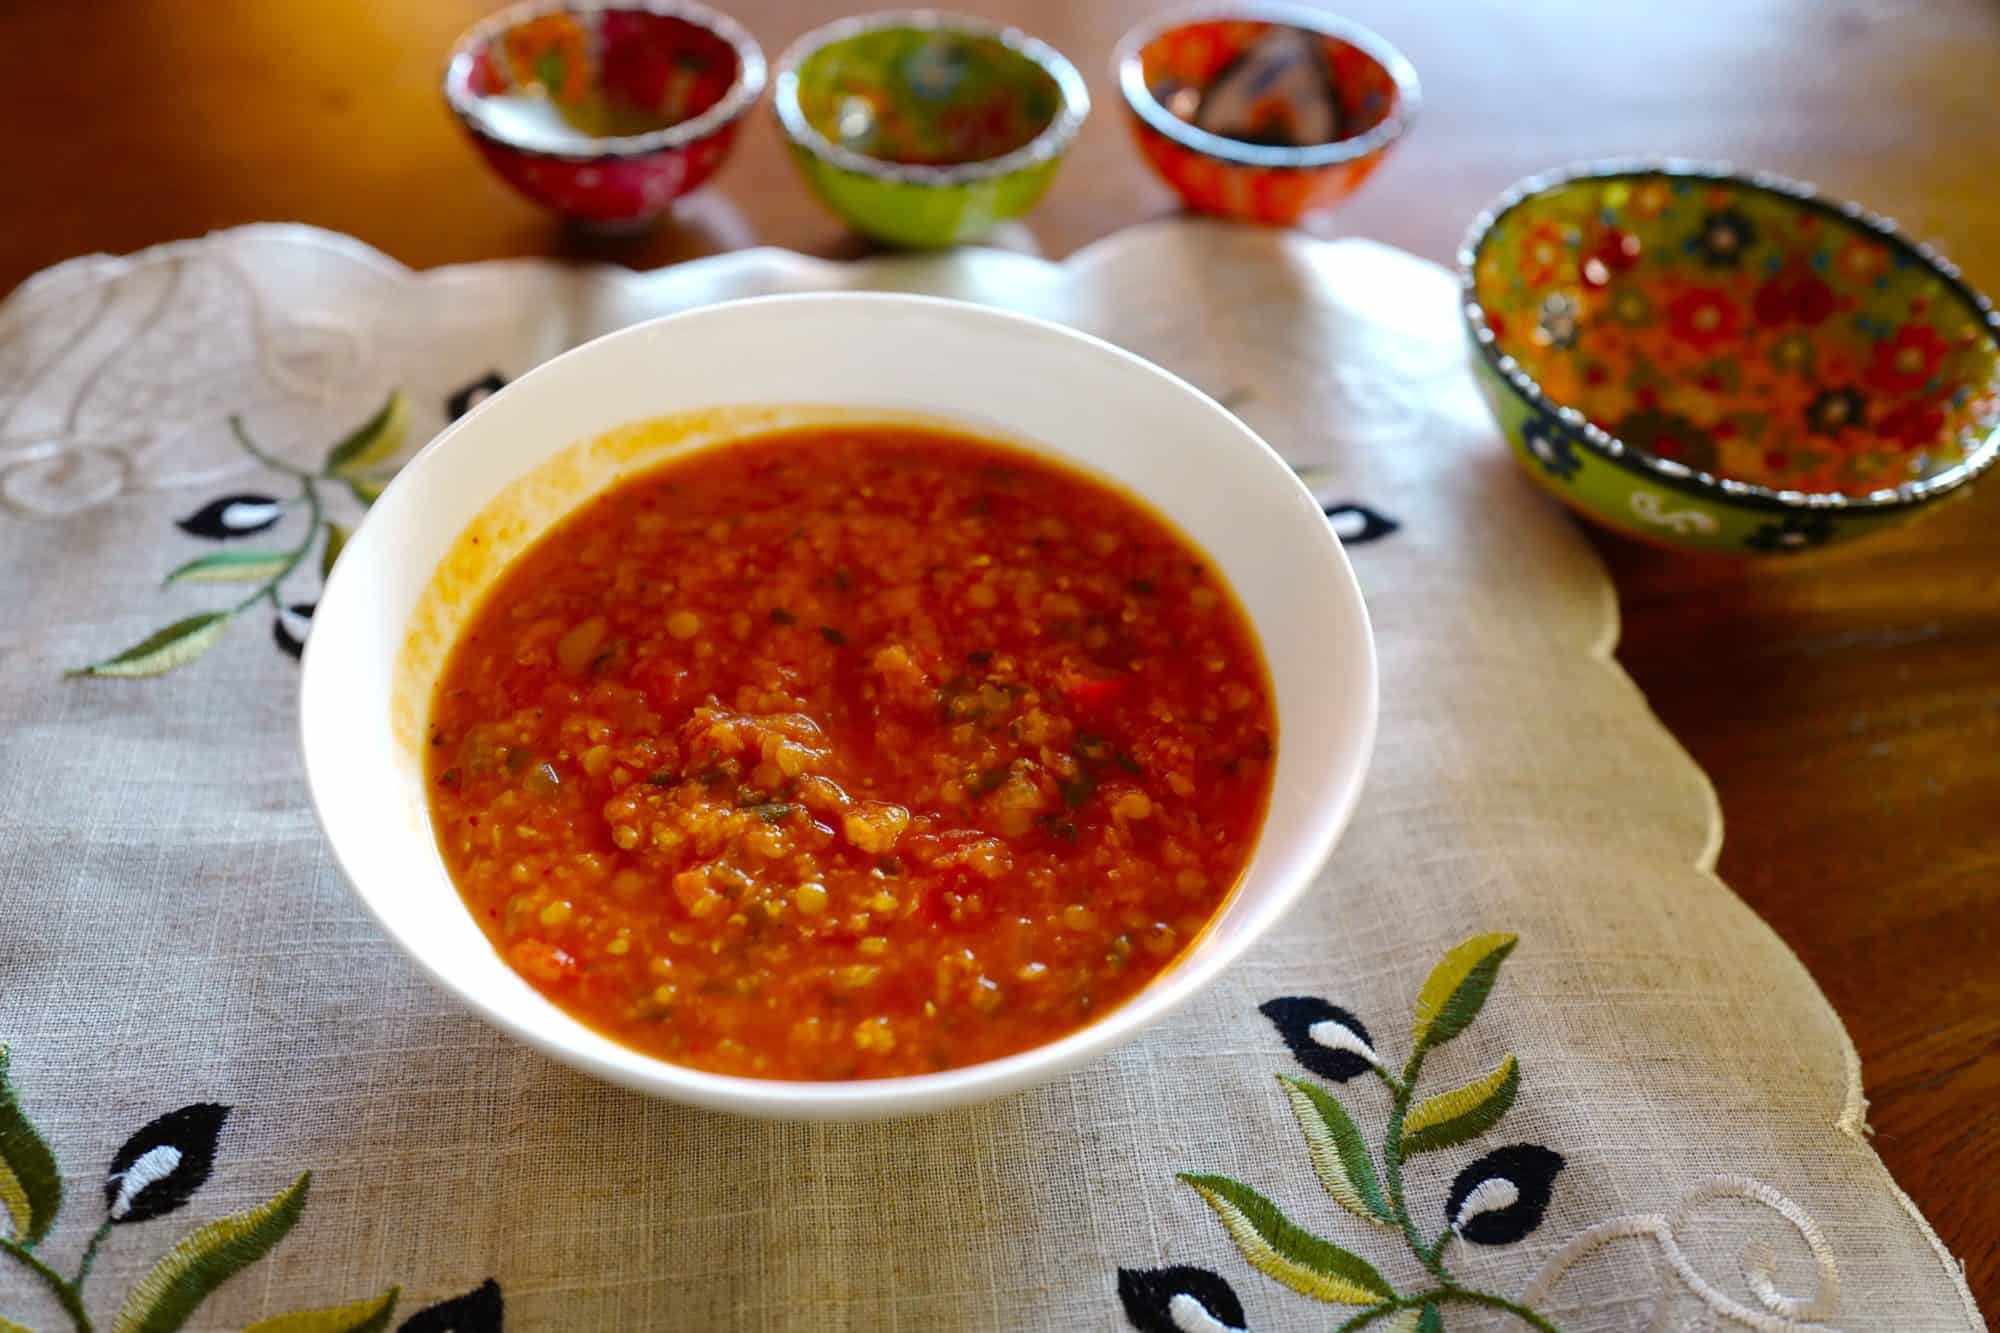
(2, 219), (1980, 1328)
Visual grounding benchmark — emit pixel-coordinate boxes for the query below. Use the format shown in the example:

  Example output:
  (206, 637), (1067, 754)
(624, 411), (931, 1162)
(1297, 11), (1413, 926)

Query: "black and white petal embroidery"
(3, 1039), (507, 1328)
(104, 1102), (230, 1224)
(1258, 997), (1379, 1082)
(1139, 937), (1572, 1329)
(1445, 1144), (1565, 1245)
(447, 373), (508, 422)
(175, 494), (283, 540)
(1117, 1265), (1247, 1333)
(399, 1278), (505, 1333)
(1321, 503), (1400, 544)
(273, 601), (316, 660)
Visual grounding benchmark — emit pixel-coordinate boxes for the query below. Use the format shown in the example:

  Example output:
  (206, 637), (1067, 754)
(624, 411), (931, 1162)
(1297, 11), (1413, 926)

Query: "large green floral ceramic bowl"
(1461, 162), (2000, 554)
(774, 11), (1088, 248)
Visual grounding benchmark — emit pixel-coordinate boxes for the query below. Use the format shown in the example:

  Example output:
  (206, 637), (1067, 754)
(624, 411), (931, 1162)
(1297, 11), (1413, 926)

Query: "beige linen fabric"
(0, 223), (1980, 1330)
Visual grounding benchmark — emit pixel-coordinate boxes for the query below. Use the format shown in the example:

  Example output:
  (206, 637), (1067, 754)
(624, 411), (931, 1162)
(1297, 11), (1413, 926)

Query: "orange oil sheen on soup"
(424, 424), (1275, 1080)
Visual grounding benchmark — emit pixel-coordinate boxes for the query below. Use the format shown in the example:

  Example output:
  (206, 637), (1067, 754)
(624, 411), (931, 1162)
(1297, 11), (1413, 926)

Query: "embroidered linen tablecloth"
(0, 222), (1981, 1332)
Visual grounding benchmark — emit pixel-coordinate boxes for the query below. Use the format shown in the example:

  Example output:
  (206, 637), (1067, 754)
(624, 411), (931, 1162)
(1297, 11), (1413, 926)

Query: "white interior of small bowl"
(301, 293), (1376, 1119)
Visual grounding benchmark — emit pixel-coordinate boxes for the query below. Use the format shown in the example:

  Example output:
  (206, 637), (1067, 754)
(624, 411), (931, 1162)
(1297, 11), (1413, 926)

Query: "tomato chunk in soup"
(426, 425), (1276, 1079)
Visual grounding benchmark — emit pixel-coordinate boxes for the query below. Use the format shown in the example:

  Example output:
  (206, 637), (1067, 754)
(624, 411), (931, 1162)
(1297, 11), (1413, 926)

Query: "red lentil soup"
(425, 424), (1275, 1080)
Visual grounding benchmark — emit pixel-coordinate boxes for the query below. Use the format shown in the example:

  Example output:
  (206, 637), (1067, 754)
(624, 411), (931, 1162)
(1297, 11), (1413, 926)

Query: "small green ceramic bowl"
(773, 10), (1089, 247)
(1461, 161), (2000, 554)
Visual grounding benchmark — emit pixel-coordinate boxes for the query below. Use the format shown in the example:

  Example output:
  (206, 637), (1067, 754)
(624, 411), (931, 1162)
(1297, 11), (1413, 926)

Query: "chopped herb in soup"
(425, 425), (1275, 1079)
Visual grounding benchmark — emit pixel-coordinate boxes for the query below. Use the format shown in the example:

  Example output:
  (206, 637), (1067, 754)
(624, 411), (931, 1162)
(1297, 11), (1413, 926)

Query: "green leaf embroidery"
(1179, 1173), (1394, 1306)
(323, 392), (408, 475)
(1411, 933), (1517, 1052)
(0, 1047), (61, 1247)
(344, 476), (386, 508)
(113, 1170), (310, 1333)
(321, 522), (351, 581)
(1376, 1305), (1445, 1333)
(1276, 1076), (1392, 1226)
(71, 613), (231, 679)
(244, 1287), (399, 1333)
(0, 1315), (36, 1333)
(163, 549), (292, 588)
(1401, 1054), (1520, 1156)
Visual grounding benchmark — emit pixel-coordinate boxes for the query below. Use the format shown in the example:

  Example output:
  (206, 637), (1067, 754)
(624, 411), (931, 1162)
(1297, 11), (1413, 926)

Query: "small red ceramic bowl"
(444, 0), (765, 226)
(1114, 1), (1417, 226)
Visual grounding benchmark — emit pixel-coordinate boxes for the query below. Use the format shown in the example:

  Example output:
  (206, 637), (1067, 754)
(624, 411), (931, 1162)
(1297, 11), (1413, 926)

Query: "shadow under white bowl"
(299, 292), (1377, 1120)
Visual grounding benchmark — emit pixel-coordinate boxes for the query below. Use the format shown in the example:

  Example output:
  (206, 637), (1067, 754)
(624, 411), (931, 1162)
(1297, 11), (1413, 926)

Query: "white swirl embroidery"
(0, 245), (378, 517)
(1629, 489), (1720, 534)
(1520, 1175), (1840, 1331)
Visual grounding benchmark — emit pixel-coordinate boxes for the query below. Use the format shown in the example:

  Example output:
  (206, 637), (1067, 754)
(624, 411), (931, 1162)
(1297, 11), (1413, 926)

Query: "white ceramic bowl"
(300, 292), (1376, 1119)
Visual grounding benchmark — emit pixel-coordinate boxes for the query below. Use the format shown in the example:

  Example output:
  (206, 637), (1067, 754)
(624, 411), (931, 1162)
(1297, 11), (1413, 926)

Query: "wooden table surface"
(5, 0), (1994, 1311)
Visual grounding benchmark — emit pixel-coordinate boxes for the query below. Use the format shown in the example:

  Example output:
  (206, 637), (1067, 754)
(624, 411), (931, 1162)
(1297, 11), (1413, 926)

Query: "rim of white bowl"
(443, 0), (767, 162)
(772, 9), (1090, 186)
(301, 292), (1377, 1118)
(1112, 0), (1420, 171)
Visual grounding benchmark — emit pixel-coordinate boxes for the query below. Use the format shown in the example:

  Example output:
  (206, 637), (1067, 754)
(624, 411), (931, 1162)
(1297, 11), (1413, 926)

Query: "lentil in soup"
(425, 424), (1275, 1079)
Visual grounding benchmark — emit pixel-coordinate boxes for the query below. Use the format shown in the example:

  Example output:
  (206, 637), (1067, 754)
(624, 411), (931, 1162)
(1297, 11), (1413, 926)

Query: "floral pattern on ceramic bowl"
(774, 11), (1088, 248)
(444, 0), (764, 226)
(1114, 2), (1418, 227)
(1463, 164), (2000, 554)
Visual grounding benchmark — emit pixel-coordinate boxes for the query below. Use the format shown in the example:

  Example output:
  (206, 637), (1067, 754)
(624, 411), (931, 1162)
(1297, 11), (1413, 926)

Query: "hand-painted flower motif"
(1535, 291), (1581, 349)
(1615, 408), (1719, 471)
(1875, 397), (1947, 451)
(1753, 267), (1835, 326)
(1804, 385), (1868, 436)
(1608, 287), (1653, 327)
(1628, 178), (1672, 218)
(1517, 221), (1570, 287)
(1580, 227), (1641, 288)
(502, 13), (593, 104)
(1693, 208), (1757, 267)
(1837, 237), (1892, 283)
(1665, 286), (1741, 352)
(1520, 408), (1583, 480)
(1768, 331), (1817, 377)
(1471, 172), (2000, 501)
(1746, 512), (1836, 552)
(1865, 323), (1949, 395)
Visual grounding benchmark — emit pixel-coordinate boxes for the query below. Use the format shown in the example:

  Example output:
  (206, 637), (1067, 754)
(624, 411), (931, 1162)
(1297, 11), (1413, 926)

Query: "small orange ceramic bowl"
(1113, 1), (1417, 226)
